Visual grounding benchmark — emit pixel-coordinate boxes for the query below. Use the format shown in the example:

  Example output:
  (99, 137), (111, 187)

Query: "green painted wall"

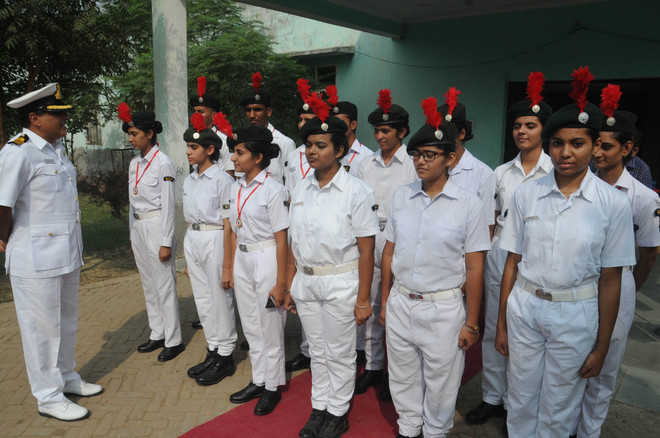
(335, 0), (660, 168)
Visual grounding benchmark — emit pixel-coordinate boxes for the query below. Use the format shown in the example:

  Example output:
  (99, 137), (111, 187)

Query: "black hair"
(150, 130), (157, 145)
(23, 109), (46, 128)
(613, 130), (634, 146)
(454, 121), (469, 141)
(390, 122), (410, 139)
(194, 141), (220, 162)
(242, 141), (280, 169)
(331, 132), (349, 159)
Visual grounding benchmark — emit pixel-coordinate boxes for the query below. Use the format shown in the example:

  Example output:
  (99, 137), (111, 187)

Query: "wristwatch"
(464, 323), (480, 334)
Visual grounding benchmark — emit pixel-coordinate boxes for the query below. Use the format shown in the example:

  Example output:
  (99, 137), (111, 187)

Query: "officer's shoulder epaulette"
(8, 134), (29, 146)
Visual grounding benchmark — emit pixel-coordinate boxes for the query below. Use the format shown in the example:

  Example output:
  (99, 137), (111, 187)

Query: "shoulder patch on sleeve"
(372, 204), (379, 211)
(344, 165), (351, 172)
(163, 176), (175, 182)
(9, 134), (28, 146)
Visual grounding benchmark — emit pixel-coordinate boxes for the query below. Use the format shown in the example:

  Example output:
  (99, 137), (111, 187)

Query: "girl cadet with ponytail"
(226, 125), (289, 417)
(182, 113), (238, 386)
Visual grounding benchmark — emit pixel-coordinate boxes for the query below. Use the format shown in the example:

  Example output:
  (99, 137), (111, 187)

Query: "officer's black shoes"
(355, 369), (384, 394)
(254, 388), (281, 416)
(464, 401), (506, 425)
(286, 353), (311, 372)
(191, 320), (202, 329)
(188, 349), (217, 378)
(395, 433), (423, 438)
(196, 354), (236, 386)
(318, 413), (348, 438)
(299, 409), (327, 438)
(230, 382), (265, 404)
(157, 344), (185, 362)
(137, 339), (164, 353)
(569, 436), (576, 438)
(356, 350), (366, 367)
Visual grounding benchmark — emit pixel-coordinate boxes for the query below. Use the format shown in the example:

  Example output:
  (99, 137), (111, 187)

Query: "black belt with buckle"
(535, 289), (553, 301)
(238, 244), (248, 252)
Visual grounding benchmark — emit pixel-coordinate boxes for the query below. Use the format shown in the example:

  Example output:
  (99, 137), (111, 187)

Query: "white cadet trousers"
(386, 285), (466, 438)
(11, 270), (83, 407)
(506, 284), (598, 438)
(356, 266), (385, 370)
(481, 245), (508, 407)
(292, 269), (358, 416)
(183, 229), (237, 355)
(573, 269), (635, 438)
(233, 244), (286, 391)
(130, 216), (182, 347)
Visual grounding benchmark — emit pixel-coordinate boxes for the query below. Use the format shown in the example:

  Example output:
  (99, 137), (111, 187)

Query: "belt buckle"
(303, 266), (314, 275)
(133, 213), (139, 220)
(535, 289), (553, 301)
(239, 244), (247, 252)
(192, 223), (201, 231)
(408, 293), (423, 300)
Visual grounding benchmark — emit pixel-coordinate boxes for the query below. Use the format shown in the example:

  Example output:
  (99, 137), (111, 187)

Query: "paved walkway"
(1, 264), (659, 437)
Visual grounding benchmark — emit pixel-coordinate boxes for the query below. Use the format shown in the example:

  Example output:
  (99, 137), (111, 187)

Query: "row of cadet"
(1, 65), (658, 438)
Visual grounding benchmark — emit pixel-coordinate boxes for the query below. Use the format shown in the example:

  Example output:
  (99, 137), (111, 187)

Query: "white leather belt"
(516, 275), (597, 302)
(133, 210), (160, 220)
(394, 281), (462, 301)
(623, 266), (633, 272)
(188, 223), (224, 231)
(298, 260), (358, 276)
(238, 239), (276, 253)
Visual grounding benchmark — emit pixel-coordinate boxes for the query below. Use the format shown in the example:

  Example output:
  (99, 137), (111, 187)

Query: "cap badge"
(193, 132), (200, 140)
(578, 111), (589, 124)
(198, 96), (204, 103)
(302, 103), (310, 111)
(606, 116), (616, 127)
(445, 114), (453, 122)
(254, 94), (261, 101)
(532, 104), (540, 114)
(434, 129), (443, 141)
(382, 113), (390, 121)
(333, 106), (339, 113)
(55, 84), (63, 100)
(321, 122), (329, 131)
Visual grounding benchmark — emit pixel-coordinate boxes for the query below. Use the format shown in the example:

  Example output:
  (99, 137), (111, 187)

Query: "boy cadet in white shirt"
(466, 72), (553, 426)
(119, 103), (184, 362)
(380, 97), (490, 438)
(0, 83), (103, 422)
(354, 89), (417, 397)
(182, 114), (237, 386)
(241, 72), (296, 185)
(495, 67), (636, 438)
(570, 90), (660, 438)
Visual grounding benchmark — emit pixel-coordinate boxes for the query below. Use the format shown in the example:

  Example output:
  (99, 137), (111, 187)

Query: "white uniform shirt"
(183, 164), (235, 226)
(289, 167), (379, 267)
(499, 170), (636, 289)
(284, 144), (310, 195)
(0, 129), (83, 278)
(612, 168), (660, 249)
(229, 169), (289, 244)
(385, 179), (491, 292)
(267, 123), (296, 186)
(211, 126), (234, 173)
(340, 138), (373, 176)
(449, 148), (496, 225)
(128, 145), (176, 247)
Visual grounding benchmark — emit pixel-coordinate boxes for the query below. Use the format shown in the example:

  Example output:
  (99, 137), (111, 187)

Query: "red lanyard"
(236, 174), (268, 227)
(134, 149), (159, 194)
(348, 151), (358, 164)
(299, 151), (311, 179)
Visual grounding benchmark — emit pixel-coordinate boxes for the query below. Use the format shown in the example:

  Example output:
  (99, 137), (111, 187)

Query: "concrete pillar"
(152, 0), (188, 253)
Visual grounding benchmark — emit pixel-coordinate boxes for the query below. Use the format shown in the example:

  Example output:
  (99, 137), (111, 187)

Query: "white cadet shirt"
(289, 167), (379, 267)
(612, 168), (660, 249)
(449, 148), (496, 225)
(228, 169), (289, 244)
(285, 144), (310, 195)
(385, 179), (491, 292)
(266, 123), (296, 185)
(183, 164), (234, 226)
(128, 145), (176, 247)
(211, 126), (234, 173)
(499, 170), (636, 290)
(340, 138), (373, 176)
(0, 129), (83, 278)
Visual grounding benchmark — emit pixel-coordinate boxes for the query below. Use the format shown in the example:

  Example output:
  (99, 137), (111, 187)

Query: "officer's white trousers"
(386, 286), (466, 438)
(573, 269), (635, 438)
(183, 229), (236, 355)
(292, 269), (358, 416)
(11, 270), (83, 407)
(233, 245), (286, 391)
(481, 246), (508, 407)
(356, 266), (385, 370)
(130, 216), (182, 347)
(506, 284), (598, 438)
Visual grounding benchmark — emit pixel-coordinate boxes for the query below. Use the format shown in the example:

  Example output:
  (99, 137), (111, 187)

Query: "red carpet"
(181, 340), (482, 438)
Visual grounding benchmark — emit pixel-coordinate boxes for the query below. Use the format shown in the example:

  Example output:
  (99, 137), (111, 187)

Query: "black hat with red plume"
(367, 89), (409, 127)
(297, 78), (314, 115)
(438, 87), (473, 142)
(408, 96), (458, 152)
(240, 72), (272, 107)
(213, 112), (239, 151)
(300, 92), (349, 141)
(599, 84), (635, 134)
(118, 102), (162, 134)
(510, 72), (552, 124)
(190, 76), (220, 111)
(183, 112), (222, 149)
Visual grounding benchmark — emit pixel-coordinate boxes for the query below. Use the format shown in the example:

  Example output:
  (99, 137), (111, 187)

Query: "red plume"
(569, 66), (594, 112)
(377, 89), (392, 114)
(600, 84), (622, 118)
(421, 97), (443, 129)
(213, 112), (234, 139)
(117, 102), (131, 123)
(252, 72), (263, 92)
(296, 78), (311, 103)
(325, 85), (339, 106)
(526, 72), (545, 107)
(197, 76), (207, 98)
(190, 113), (207, 132)
(308, 92), (330, 123)
(444, 87), (461, 116)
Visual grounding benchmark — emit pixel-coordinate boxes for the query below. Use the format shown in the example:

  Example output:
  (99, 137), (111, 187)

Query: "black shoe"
(286, 353), (311, 372)
(187, 349), (217, 378)
(318, 413), (348, 438)
(465, 401), (506, 425)
(299, 409), (327, 438)
(396, 434), (422, 438)
(230, 382), (264, 404)
(196, 354), (236, 386)
(356, 350), (366, 367)
(378, 378), (392, 401)
(157, 344), (185, 362)
(137, 339), (164, 353)
(569, 436), (576, 438)
(254, 389), (281, 416)
(355, 369), (384, 394)
(191, 320), (202, 329)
